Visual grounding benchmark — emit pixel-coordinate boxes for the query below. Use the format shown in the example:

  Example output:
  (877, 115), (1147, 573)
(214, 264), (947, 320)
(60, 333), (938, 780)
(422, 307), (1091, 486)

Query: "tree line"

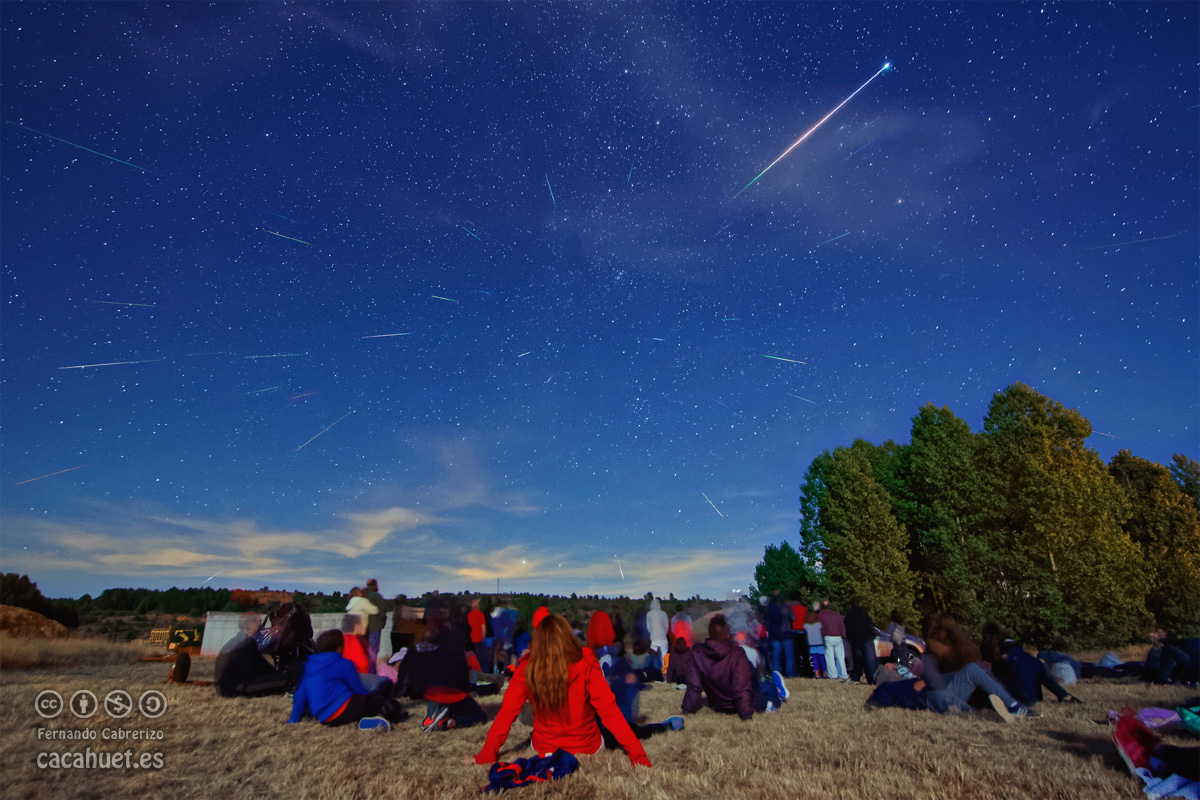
(752, 383), (1200, 649)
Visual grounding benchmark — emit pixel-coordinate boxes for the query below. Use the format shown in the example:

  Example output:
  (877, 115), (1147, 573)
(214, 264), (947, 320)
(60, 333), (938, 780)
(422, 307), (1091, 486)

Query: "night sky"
(2, 3), (1196, 601)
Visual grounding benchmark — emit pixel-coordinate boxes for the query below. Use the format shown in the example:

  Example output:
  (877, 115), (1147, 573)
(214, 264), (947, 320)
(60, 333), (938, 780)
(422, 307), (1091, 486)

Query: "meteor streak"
(431, 295), (458, 302)
(203, 567), (227, 584)
(701, 491), (725, 519)
(264, 229), (312, 245)
(517, 351), (531, 357)
(58, 359), (160, 369)
(788, 393), (818, 404)
(1079, 234), (1178, 251)
(463, 226), (482, 241)
(294, 410), (354, 452)
(6, 121), (147, 171)
(361, 333), (411, 339)
(244, 353), (305, 359)
(733, 62), (892, 199)
(245, 386), (282, 394)
(814, 231), (850, 248)
(615, 556), (625, 581)
(762, 354), (808, 364)
(12, 464), (88, 486)
(89, 300), (156, 308)
(545, 174), (556, 208)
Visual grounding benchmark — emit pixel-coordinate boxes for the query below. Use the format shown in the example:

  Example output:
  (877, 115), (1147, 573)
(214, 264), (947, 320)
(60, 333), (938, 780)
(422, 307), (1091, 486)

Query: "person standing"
(646, 598), (670, 660)
(765, 590), (796, 678)
(844, 604), (878, 685)
(818, 600), (849, 681)
(363, 579), (390, 674)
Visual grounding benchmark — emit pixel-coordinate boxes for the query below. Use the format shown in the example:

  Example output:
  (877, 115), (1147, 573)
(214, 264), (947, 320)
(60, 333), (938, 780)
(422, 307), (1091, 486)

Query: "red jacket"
(475, 648), (650, 768)
(342, 634), (370, 674)
(468, 609), (488, 644)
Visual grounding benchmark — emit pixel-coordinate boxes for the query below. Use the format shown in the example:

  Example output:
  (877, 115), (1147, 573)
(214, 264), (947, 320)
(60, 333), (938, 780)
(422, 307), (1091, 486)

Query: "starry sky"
(2, 3), (1196, 602)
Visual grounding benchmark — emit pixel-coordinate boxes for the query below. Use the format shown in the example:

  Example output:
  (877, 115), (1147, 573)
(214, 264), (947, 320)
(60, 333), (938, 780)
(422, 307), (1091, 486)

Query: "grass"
(0, 653), (1195, 800)
(0, 634), (159, 670)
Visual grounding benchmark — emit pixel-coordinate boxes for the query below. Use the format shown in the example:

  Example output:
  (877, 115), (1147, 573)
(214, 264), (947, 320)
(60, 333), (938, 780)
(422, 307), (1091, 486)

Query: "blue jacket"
(287, 652), (368, 723)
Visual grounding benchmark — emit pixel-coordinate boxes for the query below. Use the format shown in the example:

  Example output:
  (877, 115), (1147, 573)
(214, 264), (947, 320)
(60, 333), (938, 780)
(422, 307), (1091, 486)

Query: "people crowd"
(210, 582), (1197, 773)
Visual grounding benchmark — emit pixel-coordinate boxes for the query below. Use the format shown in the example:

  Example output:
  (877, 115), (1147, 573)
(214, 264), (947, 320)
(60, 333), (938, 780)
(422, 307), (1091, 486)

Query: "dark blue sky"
(2, 3), (1196, 600)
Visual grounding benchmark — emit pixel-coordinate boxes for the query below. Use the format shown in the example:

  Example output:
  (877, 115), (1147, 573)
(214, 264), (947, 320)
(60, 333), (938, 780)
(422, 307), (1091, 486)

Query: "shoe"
(421, 704), (450, 733)
(764, 701), (779, 712)
(989, 694), (1016, 723)
(771, 671), (790, 701)
(437, 717), (457, 731)
(1015, 705), (1040, 718)
(664, 715), (685, 731)
(358, 716), (390, 732)
(1060, 695), (1083, 705)
(842, 679), (857, 686)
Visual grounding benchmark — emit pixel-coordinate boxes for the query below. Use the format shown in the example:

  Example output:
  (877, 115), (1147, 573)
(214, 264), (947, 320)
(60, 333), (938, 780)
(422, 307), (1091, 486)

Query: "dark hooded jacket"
(681, 638), (755, 720)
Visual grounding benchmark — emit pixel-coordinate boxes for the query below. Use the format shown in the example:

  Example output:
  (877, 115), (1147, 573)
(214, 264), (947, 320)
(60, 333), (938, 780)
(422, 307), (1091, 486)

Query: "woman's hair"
(924, 615), (982, 672)
(525, 614), (582, 715)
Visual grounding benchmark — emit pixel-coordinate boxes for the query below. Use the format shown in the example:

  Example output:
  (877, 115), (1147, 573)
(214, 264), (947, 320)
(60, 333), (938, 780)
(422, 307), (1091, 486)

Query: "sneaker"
(1060, 694), (1083, 705)
(358, 716), (390, 732)
(1014, 705), (1040, 718)
(437, 717), (457, 731)
(764, 701), (779, 712)
(421, 704), (450, 733)
(664, 715), (685, 731)
(842, 679), (857, 686)
(989, 694), (1016, 723)
(771, 670), (790, 701)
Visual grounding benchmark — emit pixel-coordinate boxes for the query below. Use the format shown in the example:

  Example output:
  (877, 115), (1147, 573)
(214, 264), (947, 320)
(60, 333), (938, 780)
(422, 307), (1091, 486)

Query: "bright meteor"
(733, 62), (892, 199)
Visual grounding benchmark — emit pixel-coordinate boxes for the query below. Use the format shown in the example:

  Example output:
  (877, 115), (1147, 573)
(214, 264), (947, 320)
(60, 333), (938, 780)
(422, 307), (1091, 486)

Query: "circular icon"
(69, 690), (99, 719)
(35, 689), (64, 719)
(139, 690), (167, 719)
(104, 690), (134, 719)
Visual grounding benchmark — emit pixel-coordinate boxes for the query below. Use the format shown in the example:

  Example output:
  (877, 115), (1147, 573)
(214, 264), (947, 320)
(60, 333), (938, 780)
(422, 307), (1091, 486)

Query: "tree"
(1169, 454), (1200, 516)
(901, 404), (982, 625)
(818, 441), (914, 624)
(1110, 450), (1200, 636)
(972, 384), (1147, 647)
(0, 574), (80, 627)
(751, 540), (821, 601)
(796, 450), (834, 594)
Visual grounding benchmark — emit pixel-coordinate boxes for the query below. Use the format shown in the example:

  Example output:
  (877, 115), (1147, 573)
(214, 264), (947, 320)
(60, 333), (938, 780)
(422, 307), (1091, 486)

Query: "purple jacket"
(681, 638), (755, 720)
(817, 608), (846, 638)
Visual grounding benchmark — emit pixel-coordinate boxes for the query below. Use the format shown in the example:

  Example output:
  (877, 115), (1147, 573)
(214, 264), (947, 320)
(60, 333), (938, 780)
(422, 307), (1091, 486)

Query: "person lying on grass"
(921, 616), (1036, 721)
(471, 614), (654, 768)
(287, 630), (404, 730)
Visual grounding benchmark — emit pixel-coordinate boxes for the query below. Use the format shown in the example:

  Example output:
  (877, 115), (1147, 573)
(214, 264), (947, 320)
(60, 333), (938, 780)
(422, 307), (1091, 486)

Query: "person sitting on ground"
(980, 622), (1080, 706)
(586, 609), (619, 672)
(922, 616), (1035, 722)
(215, 612), (291, 698)
(474, 614), (661, 768)
(338, 614), (394, 695)
(627, 639), (665, 683)
(393, 621), (489, 732)
(287, 630), (404, 730)
(1141, 628), (1197, 686)
(665, 637), (693, 687)
(681, 614), (785, 720)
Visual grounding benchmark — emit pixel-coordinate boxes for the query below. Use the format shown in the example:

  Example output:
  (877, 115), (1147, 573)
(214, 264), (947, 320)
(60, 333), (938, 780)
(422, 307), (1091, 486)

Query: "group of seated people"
(215, 596), (1195, 771)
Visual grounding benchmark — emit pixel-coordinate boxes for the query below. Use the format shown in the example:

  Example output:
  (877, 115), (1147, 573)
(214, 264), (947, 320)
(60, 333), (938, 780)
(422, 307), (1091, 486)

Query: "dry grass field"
(1, 640), (1195, 800)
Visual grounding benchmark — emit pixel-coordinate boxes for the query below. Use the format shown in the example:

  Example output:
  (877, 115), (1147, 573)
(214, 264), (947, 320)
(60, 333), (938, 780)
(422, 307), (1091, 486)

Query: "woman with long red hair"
(474, 613), (651, 767)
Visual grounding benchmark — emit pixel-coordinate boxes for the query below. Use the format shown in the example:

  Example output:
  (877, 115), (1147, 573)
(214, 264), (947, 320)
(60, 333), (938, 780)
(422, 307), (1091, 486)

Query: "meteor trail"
(294, 410), (354, 452)
(814, 231), (851, 248)
(839, 136), (878, 163)
(463, 226), (482, 241)
(733, 62), (892, 199)
(788, 393), (818, 404)
(1079, 234), (1178, 251)
(545, 174), (556, 208)
(13, 464), (88, 486)
(6, 121), (147, 171)
(245, 386), (282, 394)
(58, 359), (160, 369)
(627, 162), (634, 185)
(431, 295), (458, 302)
(713, 221), (733, 237)
(244, 353), (305, 359)
(615, 556), (625, 581)
(264, 229), (312, 245)
(89, 300), (156, 308)
(361, 333), (411, 339)
(762, 354), (808, 364)
(701, 492), (725, 518)
(203, 567), (227, 584)
(517, 351), (532, 357)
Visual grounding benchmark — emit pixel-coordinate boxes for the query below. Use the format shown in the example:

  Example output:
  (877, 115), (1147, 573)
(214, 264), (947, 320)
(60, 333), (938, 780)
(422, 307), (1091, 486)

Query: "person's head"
(586, 609), (615, 650)
(673, 636), (689, 655)
(341, 614), (361, 634)
(924, 616), (981, 671)
(632, 639), (647, 655)
(526, 614), (583, 714)
(822, 599), (831, 609)
(316, 629), (344, 653)
(707, 613), (730, 642)
(349, 586), (364, 598)
(365, 578), (379, 592)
